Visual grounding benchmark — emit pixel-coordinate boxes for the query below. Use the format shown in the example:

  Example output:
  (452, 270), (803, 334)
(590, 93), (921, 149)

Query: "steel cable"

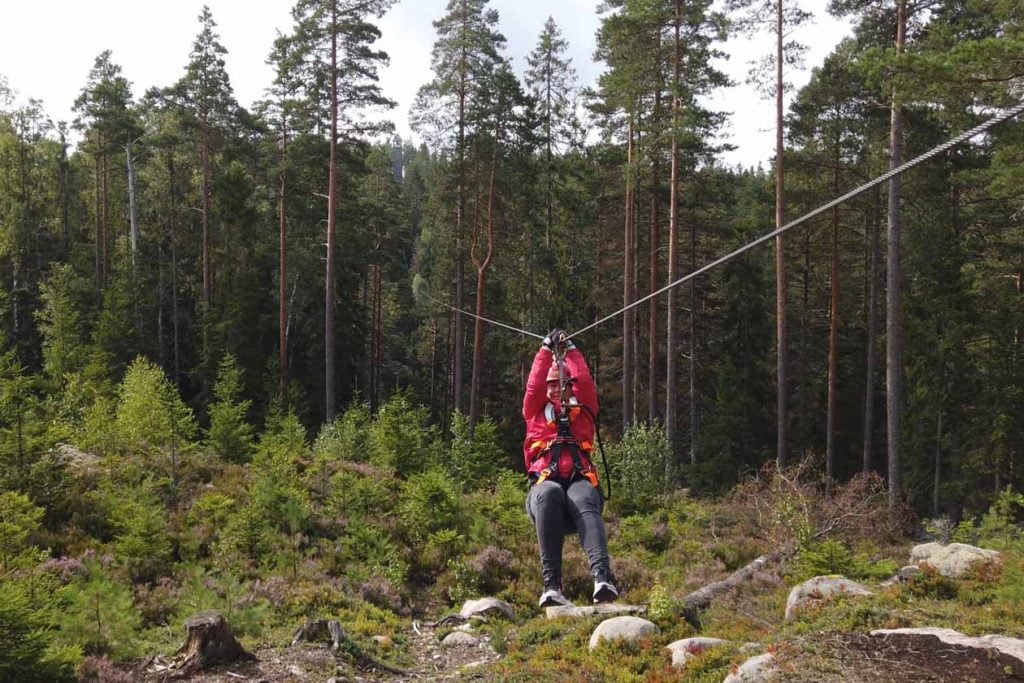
(566, 100), (1024, 340)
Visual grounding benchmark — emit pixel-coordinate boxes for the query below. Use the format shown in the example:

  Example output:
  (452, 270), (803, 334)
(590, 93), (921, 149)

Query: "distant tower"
(391, 134), (404, 184)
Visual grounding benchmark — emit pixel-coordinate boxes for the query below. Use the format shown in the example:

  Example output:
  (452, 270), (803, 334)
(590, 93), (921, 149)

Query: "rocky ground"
(150, 612), (1024, 682)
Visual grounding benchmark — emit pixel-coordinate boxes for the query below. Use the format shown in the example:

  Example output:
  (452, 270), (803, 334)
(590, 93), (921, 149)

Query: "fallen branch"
(682, 553), (783, 627)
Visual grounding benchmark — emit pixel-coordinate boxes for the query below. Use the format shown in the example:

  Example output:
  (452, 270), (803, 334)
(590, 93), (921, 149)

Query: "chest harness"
(531, 355), (598, 489)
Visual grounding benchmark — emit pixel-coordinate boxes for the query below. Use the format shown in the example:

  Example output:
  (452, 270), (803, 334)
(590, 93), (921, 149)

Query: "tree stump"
(291, 619), (347, 650)
(169, 611), (255, 676)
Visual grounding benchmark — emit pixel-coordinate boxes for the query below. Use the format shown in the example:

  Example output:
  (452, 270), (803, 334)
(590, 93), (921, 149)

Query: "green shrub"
(57, 564), (142, 661)
(183, 492), (236, 560)
(903, 563), (959, 600)
(447, 411), (503, 490)
(110, 480), (173, 583)
(115, 356), (196, 456)
(174, 568), (269, 639)
(470, 470), (531, 546)
(328, 469), (394, 519)
(0, 490), (44, 570)
(314, 401), (371, 463)
(0, 577), (80, 682)
(397, 467), (464, 543)
(368, 392), (439, 476)
(613, 515), (671, 557)
(206, 353), (253, 463)
(607, 422), (670, 515)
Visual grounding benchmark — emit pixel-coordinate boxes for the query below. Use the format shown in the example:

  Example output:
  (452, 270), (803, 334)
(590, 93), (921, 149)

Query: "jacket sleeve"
(563, 348), (598, 417)
(522, 348), (553, 420)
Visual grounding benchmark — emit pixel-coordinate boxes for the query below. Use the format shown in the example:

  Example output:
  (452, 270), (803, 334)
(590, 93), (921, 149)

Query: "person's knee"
(569, 483), (602, 515)
(532, 481), (566, 510)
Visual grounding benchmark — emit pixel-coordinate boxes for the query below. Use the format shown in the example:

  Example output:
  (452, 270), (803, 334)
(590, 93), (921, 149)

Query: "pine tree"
(291, 0), (396, 421)
(176, 6), (237, 309)
(411, 0), (506, 416)
(206, 353), (253, 462)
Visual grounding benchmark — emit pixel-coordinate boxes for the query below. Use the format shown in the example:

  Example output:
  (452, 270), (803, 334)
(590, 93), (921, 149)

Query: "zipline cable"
(419, 289), (546, 340)
(566, 100), (1024, 340)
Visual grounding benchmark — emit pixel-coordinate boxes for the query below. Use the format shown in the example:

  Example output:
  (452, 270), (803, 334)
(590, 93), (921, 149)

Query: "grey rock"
(909, 542), (1002, 579)
(588, 616), (659, 650)
(546, 603), (644, 619)
(665, 637), (729, 670)
(671, 650), (696, 669)
(785, 575), (873, 620)
(459, 597), (514, 621)
(665, 636), (729, 655)
(871, 627), (1024, 666)
(441, 631), (480, 647)
(723, 653), (779, 683)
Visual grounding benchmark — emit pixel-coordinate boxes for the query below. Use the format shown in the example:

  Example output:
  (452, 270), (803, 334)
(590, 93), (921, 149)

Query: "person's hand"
(542, 328), (564, 352)
(564, 334), (576, 351)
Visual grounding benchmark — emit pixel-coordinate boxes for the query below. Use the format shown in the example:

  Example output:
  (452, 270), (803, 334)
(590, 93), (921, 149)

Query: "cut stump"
(169, 611), (255, 676)
(291, 619), (347, 650)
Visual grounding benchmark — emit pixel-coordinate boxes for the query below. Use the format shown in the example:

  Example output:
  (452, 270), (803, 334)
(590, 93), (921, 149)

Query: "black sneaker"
(539, 588), (571, 607)
(592, 580), (619, 604)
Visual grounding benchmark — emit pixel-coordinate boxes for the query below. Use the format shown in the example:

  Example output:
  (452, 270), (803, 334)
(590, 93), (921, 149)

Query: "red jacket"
(522, 347), (599, 483)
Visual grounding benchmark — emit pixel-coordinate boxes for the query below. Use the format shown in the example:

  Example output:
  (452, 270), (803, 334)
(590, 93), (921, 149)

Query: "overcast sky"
(0, 0), (850, 168)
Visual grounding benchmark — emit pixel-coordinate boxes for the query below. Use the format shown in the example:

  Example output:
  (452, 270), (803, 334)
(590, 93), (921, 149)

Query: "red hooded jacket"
(522, 347), (599, 483)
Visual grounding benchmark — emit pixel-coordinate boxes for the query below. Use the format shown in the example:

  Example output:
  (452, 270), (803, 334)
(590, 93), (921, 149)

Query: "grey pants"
(526, 478), (610, 589)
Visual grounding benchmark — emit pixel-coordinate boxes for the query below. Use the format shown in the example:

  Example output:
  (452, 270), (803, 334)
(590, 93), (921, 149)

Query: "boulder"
(588, 616), (659, 650)
(871, 627), (1024, 667)
(665, 636), (729, 656)
(785, 575), (873, 620)
(909, 542), (1002, 579)
(723, 652), (778, 683)
(546, 603), (644, 619)
(51, 443), (101, 473)
(666, 637), (728, 669)
(441, 631), (480, 647)
(459, 597), (514, 621)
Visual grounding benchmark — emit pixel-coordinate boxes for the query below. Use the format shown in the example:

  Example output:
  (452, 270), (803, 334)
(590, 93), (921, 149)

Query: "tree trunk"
(59, 130), (70, 256)
(168, 152), (181, 388)
(887, 0), (907, 512)
(863, 186), (881, 472)
(101, 146), (109, 288)
(689, 201), (698, 466)
(370, 263), (382, 413)
(648, 105), (661, 426)
(279, 122), (289, 400)
(933, 409), (942, 518)
(469, 136), (498, 436)
(775, 0), (788, 470)
(93, 133), (102, 292)
(201, 117), (212, 306)
(325, 1), (339, 421)
(127, 139), (139, 272)
(453, 40), (468, 416)
(666, 6), (682, 479)
(623, 119), (636, 431)
(826, 159), (840, 499)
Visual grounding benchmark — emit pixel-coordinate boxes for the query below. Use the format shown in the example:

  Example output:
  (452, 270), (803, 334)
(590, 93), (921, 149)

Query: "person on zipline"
(523, 329), (618, 607)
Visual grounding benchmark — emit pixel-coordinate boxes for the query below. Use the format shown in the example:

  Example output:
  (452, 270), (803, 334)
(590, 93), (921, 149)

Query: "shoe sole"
(539, 597), (570, 608)
(593, 587), (618, 604)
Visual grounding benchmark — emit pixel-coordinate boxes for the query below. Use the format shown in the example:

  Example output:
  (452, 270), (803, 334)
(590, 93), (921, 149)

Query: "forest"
(1, 0), (1023, 679)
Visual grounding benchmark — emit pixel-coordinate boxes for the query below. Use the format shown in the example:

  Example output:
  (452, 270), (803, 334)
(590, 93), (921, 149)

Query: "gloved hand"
(542, 328), (564, 352)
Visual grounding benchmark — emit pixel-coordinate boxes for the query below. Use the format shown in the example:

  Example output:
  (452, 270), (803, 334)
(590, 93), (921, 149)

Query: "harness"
(531, 352), (599, 489)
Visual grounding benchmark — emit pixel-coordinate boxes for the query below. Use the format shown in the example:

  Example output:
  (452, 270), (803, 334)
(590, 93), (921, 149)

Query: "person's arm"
(563, 348), (598, 416)
(523, 347), (553, 420)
